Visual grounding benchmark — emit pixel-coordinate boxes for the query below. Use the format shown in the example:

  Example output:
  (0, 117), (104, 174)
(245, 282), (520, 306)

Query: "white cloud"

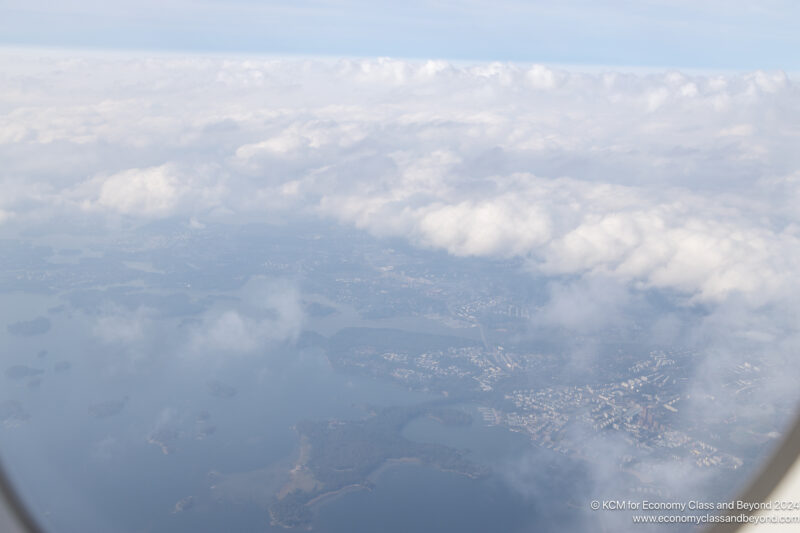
(199, 310), (262, 353)
(2, 49), (800, 304)
(96, 165), (181, 216)
(189, 277), (304, 357)
(83, 278), (303, 369)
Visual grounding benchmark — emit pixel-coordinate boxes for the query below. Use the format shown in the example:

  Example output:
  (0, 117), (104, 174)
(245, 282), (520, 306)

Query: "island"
(268, 403), (487, 529)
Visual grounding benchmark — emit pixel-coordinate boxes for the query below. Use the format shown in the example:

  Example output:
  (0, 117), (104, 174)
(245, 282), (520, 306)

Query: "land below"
(268, 403), (487, 529)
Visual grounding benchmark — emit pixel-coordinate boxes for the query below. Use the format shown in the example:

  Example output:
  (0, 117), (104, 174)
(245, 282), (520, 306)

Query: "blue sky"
(1, 0), (798, 69)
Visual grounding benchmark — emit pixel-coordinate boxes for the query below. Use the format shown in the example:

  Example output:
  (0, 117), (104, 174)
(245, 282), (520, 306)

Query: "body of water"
(0, 291), (582, 533)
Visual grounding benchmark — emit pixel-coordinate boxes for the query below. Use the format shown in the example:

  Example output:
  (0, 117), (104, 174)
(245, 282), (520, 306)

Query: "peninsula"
(269, 404), (487, 529)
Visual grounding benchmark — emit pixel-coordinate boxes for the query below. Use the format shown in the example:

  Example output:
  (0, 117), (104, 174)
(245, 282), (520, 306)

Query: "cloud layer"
(2, 50), (799, 307)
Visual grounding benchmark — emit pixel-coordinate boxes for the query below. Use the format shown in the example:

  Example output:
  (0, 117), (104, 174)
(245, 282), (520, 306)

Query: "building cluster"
(351, 339), (755, 484)
(487, 350), (745, 474)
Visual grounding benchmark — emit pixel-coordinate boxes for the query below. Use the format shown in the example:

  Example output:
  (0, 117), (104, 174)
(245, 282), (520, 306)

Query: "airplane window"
(1, 3), (800, 532)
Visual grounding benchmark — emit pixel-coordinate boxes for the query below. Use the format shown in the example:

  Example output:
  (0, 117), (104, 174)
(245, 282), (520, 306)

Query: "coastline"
(270, 453), (485, 529)
(311, 456), (483, 509)
(306, 483), (368, 507)
(269, 406), (487, 529)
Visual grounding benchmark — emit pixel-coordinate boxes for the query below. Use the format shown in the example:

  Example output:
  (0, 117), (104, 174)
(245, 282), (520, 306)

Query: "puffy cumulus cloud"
(415, 198), (551, 257)
(84, 278), (302, 368)
(96, 165), (181, 217)
(540, 201), (800, 305)
(198, 310), (262, 353)
(188, 277), (303, 358)
(531, 276), (637, 335)
(233, 120), (368, 165)
(74, 163), (229, 219)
